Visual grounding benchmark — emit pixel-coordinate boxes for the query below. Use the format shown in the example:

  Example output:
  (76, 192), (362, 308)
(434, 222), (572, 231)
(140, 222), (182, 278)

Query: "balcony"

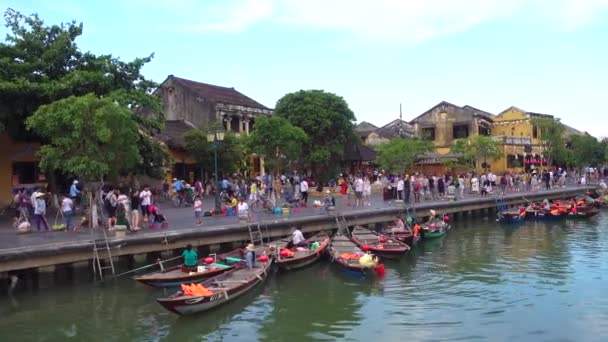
(492, 136), (532, 145)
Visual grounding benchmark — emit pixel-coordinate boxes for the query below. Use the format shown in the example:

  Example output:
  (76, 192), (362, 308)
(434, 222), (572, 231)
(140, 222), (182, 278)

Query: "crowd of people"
(7, 165), (606, 233)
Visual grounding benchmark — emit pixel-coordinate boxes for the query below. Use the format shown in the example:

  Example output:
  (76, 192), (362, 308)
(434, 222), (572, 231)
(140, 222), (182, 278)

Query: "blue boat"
(498, 210), (526, 224)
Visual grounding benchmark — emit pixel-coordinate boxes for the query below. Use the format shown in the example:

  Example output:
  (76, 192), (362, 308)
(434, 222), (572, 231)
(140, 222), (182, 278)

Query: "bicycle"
(250, 196), (275, 213)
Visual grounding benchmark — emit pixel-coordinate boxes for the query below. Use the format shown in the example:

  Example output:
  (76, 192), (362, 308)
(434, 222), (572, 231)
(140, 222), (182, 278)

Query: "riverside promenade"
(0, 185), (594, 276)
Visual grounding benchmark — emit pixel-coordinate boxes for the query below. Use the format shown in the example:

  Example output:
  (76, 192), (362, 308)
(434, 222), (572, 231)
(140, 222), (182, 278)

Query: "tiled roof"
(375, 119), (415, 139)
(168, 75), (271, 110)
(343, 144), (377, 161)
(356, 121), (379, 133)
(155, 120), (196, 148)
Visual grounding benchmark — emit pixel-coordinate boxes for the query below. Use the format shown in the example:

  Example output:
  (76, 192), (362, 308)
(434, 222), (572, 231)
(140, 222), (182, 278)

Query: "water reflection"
(2, 213), (608, 341)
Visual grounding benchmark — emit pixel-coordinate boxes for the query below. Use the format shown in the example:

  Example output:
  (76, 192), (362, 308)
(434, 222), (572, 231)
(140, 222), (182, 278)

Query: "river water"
(2, 213), (608, 342)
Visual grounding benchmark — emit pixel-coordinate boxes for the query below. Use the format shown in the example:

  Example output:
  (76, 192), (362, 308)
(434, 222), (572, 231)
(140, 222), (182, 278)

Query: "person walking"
(363, 176), (372, 206)
(194, 195), (203, 226)
(139, 186), (152, 223)
(34, 192), (49, 231)
(61, 195), (74, 231)
(130, 189), (141, 230)
(69, 180), (80, 213)
(300, 178), (309, 204)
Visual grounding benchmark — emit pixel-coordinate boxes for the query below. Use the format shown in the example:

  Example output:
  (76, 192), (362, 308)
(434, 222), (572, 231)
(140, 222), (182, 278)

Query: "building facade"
(155, 75), (273, 182)
(0, 133), (44, 206)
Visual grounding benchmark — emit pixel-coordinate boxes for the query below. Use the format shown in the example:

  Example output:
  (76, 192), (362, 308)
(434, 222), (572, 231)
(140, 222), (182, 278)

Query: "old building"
(410, 101), (494, 154)
(0, 133), (43, 207)
(356, 119), (415, 146)
(155, 75), (273, 181)
(490, 106), (586, 172)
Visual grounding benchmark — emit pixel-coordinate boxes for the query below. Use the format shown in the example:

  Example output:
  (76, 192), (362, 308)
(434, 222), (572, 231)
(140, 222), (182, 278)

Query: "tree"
(247, 116), (308, 176)
(375, 139), (433, 173)
(184, 129), (245, 178)
(570, 135), (604, 168)
(274, 90), (356, 177)
(450, 136), (503, 172)
(26, 94), (140, 181)
(1, 8), (168, 189)
(531, 117), (570, 166)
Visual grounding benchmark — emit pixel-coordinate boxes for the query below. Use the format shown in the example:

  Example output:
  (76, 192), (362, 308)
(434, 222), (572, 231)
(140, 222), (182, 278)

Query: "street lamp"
(207, 129), (225, 213)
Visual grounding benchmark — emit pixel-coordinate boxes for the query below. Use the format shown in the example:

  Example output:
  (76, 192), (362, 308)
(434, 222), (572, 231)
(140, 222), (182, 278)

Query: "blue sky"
(2, 0), (608, 136)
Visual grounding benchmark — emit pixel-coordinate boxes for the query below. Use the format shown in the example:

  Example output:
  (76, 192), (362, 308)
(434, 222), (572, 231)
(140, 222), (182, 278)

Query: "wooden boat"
(276, 231), (330, 271)
(134, 249), (242, 288)
(156, 257), (273, 316)
(328, 233), (378, 276)
(566, 207), (600, 219)
(525, 208), (566, 221)
(498, 209), (526, 224)
(381, 226), (419, 247)
(420, 221), (450, 240)
(350, 226), (410, 259)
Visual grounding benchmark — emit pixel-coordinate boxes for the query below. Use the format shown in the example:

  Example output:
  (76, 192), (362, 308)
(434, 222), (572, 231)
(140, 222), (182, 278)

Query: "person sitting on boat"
(244, 243), (256, 269)
(291, 227), (308, 248)
(181, 244), (198, 273)
(426, 210), (441, 231)
(389, 216), (410, 234)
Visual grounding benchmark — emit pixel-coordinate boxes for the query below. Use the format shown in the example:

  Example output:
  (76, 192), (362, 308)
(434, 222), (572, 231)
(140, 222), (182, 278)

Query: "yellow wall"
(0, 133), (43, 206)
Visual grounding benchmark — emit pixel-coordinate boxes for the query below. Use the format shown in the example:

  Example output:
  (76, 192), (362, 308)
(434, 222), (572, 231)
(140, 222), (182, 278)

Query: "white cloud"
(157, 0), (608, 42)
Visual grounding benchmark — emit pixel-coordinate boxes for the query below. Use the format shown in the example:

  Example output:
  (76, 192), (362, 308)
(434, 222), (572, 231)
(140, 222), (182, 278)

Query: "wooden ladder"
(334, 213), (349, 237)
(247, 222), (267, 246)
(92, 229), (115, 281)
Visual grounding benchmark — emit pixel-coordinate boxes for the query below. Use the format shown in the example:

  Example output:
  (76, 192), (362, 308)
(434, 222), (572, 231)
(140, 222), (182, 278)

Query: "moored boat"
(525, 208), (566, 221)
(498, 209), (526, 224)
(566, 207), (600, 219)
(156, 255), (273, 315)
(328, 233), (380, 277)
(276, 231), (330, 271)
(134, 249), (243, 288)
(351, 226), (410, 259)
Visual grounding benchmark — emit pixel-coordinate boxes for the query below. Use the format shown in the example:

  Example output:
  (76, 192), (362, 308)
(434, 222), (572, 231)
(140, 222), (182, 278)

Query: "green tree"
(450, 136), (503, 172)
(26, 94), (140, 181)
(570, 134), (603, 167)
(274, 90), (356, 177)
(184, 129), (245, 178)
(0, 9), (165, 176)
(375, 139), (433, 173)
(531, 117), (571, 166)
(247, 116), (308, 176)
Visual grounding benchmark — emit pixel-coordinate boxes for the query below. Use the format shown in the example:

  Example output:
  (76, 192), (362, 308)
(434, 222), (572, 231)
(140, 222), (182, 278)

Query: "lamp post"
(207, 129), (225, 213)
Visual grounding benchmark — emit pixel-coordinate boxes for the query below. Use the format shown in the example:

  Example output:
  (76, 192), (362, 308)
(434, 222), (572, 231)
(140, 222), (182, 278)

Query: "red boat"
(351, 226), (410, 259)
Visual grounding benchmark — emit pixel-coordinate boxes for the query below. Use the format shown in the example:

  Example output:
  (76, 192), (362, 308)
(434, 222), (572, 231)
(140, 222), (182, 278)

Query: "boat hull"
(134, 267), (229, 288)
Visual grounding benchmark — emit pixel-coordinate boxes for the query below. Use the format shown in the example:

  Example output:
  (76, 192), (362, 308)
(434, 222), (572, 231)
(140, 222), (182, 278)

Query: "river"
(1, 213), (608, 341)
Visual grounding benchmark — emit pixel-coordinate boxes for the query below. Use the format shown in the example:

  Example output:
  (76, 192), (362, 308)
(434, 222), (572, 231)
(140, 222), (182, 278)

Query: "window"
(507, 155), (523, 168)
(479, 126), (491, 136)
(12, 162), (38, 184)
(421, 127), (435, 141)
(532, 125), (538, 139)
(453, 124), (469, 139)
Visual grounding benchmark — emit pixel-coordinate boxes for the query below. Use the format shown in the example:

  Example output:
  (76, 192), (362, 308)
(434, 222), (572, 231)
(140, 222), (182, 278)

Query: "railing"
(492, 136), (532, 145)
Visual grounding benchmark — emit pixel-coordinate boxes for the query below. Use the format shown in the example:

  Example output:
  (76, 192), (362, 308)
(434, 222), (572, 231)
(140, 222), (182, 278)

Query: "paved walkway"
(0, 185), (594, 251)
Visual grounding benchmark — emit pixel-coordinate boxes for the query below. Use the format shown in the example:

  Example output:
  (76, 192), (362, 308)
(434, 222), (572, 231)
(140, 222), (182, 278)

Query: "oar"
(114, 255), (182, 278)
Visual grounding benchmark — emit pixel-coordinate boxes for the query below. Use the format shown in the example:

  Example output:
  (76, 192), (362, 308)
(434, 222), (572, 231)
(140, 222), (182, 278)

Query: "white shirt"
(300, 180), (309, 192)
(237, 202), (249, 215)
(397, 179), (404, 191)
(140, 190), (152, 205)
(355, 178), (364, 192)
(61, 197), (73, 212)
(292, 229), (305, 245)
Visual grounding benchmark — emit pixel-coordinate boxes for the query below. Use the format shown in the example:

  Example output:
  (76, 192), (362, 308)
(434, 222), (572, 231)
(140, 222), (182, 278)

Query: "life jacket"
(339, 253), (361, 260)
(550, 209), (559, 215)
(413, 224), (421, 237)
(181, 283), (213, 296)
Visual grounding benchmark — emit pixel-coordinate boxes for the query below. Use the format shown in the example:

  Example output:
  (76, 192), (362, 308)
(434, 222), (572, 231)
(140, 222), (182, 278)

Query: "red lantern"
(279, 249), (290, 257)
(204, 257), (214, 265)
(258, 255), (269, 262)
(361, 245), (371, 252)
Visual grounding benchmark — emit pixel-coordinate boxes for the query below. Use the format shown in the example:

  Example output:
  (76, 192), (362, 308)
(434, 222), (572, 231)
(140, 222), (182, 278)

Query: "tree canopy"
(26, 94), (140, 181)
(246, 116), (308, 176)
(450, 135), (503, 172)
(570, 135), (604, 167)
(375, 138), (433, 173)
(184, 129), (245, 178)
(274, 90), (356, 174)
(531, 117), (570, 166)
(0, 8), (162, 137)
(2, 9), (167, 181)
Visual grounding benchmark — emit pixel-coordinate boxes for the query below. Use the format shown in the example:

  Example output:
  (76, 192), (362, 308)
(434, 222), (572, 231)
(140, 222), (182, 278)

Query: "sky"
(2, 0), (608, 137)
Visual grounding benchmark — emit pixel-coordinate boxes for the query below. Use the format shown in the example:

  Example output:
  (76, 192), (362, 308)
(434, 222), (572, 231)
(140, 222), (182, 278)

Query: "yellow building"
(488, 106), (550, 173)
(0, 133), (44, 207)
